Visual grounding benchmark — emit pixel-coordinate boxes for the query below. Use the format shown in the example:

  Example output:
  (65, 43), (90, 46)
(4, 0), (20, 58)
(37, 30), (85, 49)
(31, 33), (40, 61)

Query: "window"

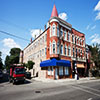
(50, 42), (52, 54)
(40, 50), (41, 56)
(48, 67), (50, 75)
(59, 67), (63, 75)
(73, 48), (75, 57)
(57, 42), (59, 54)
(60, 28), (63, 37)
(51, 67), (53, 75)
(42, 49), (44, 56)
(64, 45), (67, 56)
(65, 67), (69, 75)
(53, 41), (56, 54)
(72, 35), (74, 43)
(68, 46), (71, 56)
(52, 24), (56, 36)
(64, 31), (67, 40)
(68, 32), (70, 41)
(45, 48), (47, 56)
(45, 34), (47, 41)
(57, 25), (59, 37)
(75, 37), (77, 44)
(61, 44), (63, 55)
(76, 48), (77, 57)
(79, 49), (80, 56)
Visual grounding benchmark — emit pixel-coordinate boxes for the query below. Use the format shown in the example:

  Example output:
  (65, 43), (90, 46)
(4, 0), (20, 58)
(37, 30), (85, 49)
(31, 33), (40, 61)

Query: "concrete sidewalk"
(32, 77), (97, 83)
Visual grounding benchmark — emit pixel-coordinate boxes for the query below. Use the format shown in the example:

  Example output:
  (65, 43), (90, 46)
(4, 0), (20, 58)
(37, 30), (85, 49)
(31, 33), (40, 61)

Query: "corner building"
(21, 5), (86, 79)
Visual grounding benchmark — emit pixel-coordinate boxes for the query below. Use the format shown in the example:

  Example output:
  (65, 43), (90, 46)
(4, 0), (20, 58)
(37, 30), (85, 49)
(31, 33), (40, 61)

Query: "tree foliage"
(5, 48), (21, 69)
(0, 51), (3, 69)
(88, 44), (100, 76)
(26, 61), (35, 70)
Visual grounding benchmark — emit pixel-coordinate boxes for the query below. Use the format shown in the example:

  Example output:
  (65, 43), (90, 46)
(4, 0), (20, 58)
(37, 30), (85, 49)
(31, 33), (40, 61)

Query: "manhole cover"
(35, 91), (41, 93)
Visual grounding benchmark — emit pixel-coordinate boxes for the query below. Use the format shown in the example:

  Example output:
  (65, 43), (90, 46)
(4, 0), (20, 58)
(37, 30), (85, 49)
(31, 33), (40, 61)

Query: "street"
(0, 74), (100, 100)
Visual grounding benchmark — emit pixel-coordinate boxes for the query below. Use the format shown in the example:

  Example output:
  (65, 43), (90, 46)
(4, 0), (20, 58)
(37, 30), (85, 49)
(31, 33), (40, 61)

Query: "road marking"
(76, 84), (100, 93)
(72, 86), (100, 97)
(87, 98), (92, 100)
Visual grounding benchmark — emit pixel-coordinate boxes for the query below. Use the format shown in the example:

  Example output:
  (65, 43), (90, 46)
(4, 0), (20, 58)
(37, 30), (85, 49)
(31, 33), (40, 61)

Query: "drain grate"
(35, 91), (41, 93)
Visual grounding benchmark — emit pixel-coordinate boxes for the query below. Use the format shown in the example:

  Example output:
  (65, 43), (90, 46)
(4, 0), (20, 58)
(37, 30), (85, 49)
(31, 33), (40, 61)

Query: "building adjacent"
(20, 5), (89, 80)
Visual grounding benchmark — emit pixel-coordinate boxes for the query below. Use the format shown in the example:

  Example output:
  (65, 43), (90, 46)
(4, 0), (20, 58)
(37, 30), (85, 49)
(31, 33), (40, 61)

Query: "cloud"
(2, 38), (21, 48)
(94, 1), (100, 11)
(86, 24), (90, 30)
(91, 25), (96, 30)
(90, 34), (100, 44)
(59, 13), (68, 21)
(95, 12), (100, 20)
(30, 29), (43, 39)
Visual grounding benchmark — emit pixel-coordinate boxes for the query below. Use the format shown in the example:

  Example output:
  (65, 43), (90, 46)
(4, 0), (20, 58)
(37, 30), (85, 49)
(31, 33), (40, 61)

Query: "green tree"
(26, 61), (35, 70)
(5, 48), (21, 69)
(88, 44), (100, 76)
(0, 51), (3, 69)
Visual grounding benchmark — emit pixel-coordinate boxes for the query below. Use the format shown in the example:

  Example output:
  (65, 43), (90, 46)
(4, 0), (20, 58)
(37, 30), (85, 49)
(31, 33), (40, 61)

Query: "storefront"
(40, 58), (72, 79)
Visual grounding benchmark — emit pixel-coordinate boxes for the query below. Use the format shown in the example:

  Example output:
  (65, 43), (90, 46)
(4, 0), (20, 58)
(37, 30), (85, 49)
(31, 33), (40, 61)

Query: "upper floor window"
(45, 47), (47, 56)
(64, 45), (67, 56)
(57, 42), (59, 54)
(45, 34), (47, 42)
(60, 28), (63, 37)
(68, 31), (70, 41)
(53, 40), (56, 54)
(64, 30), (67, 40)
(75, 37), (77, 44)
(61, 44), (63, 55)
(52, 24), (56, 36)
(50, 42), (52, 54)
(57, 25), (59, 37)
(68, 46), (71, 56)
(73, 48), (75, 57)
(72, 35), (74, 43)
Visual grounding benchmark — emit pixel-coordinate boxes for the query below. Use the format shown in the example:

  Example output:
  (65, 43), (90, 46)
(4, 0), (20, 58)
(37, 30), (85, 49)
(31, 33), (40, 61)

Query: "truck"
(9, 64), (25, 84)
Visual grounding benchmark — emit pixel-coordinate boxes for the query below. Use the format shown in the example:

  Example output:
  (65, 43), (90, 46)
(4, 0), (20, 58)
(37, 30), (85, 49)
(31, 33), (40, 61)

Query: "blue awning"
(40, 58), (71, 67)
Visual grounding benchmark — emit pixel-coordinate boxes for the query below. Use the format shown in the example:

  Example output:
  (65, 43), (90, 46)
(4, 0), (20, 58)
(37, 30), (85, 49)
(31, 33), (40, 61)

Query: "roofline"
(72, 28), (85, 35)
(23, 26), (50, 50)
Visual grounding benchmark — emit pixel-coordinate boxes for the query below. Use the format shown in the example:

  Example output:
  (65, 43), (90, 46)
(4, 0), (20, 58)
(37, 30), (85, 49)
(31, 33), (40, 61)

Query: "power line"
(0, 18), (30, 32)
(0, 30), (30, 42)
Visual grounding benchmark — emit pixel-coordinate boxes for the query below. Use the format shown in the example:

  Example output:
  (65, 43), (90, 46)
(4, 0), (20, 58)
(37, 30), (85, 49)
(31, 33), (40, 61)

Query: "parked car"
(25, 72), (31, 79)
(0, 70), (3, 79)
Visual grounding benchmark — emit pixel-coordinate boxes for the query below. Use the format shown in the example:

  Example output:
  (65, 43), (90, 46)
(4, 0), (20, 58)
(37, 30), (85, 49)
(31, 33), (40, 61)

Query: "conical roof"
(51, 5), (58, 17)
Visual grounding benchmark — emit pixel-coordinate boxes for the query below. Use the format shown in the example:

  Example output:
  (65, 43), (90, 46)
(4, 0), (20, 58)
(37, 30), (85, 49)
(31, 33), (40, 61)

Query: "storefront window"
(65, 67), (69, 75)
(48, 67), (50, 75)
(51, 67), (53, 75)
(59, 67), (63, 75)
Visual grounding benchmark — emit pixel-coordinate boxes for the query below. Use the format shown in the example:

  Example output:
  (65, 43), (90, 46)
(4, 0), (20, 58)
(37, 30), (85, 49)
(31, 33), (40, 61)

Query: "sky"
(0, 0), (100, 63)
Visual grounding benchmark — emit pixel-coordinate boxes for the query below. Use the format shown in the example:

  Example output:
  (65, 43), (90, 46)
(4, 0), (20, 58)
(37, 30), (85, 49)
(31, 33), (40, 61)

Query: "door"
(55, 68), (58, 79)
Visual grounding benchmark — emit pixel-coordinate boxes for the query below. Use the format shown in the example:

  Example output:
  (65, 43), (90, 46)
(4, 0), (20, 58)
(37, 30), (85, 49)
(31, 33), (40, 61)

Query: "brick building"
(20, 5), (88, 79)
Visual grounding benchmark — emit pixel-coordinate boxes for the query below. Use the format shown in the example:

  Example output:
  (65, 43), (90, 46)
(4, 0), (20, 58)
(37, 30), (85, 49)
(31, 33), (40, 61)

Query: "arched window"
(64, 45), (67, 56)
(68, 46), (71, 56)
(61, 44), (63, 55)
(52, 40), (56, 54)
(57, 42), (59, 54)
(52, 24), (56, 36)
(57, 24), (59, 37)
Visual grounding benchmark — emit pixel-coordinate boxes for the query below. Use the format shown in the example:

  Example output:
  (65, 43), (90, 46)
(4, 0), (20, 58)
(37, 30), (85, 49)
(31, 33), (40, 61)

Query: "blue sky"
(0, 0), (100, 63)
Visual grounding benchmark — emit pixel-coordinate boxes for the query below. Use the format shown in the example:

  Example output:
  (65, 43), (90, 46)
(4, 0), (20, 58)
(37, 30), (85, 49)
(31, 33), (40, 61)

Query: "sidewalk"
(32, 77), (97, 83)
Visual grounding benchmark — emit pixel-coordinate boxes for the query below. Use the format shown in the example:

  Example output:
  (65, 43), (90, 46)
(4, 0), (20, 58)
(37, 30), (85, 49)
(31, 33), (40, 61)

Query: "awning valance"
(40, 58), (71, 67)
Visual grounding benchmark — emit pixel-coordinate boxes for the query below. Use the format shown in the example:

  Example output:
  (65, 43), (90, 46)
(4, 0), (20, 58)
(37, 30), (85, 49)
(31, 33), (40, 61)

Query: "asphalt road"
(0, 74), (100, 100)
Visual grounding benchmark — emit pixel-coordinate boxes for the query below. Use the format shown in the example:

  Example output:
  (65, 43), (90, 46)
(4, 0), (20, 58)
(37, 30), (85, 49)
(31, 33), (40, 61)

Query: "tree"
(26, 61), (35, 70)
(5, 48), (21, 69)
(0, 51), (3, 69)
(88, 44), (100, 77)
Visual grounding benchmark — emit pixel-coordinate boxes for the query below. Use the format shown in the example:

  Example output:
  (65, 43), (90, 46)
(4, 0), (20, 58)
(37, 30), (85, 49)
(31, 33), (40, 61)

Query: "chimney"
(30, 38), (32, 43)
